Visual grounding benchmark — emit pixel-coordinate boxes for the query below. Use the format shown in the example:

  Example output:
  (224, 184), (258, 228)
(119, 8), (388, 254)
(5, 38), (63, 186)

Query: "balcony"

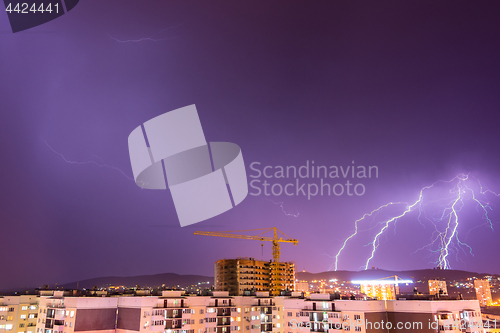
(165, 320), (182, 329)
(217, 309), (231, 317)
(261, 323), (273, 332)
(45, 320), (54, 329)
(256, 300), (275, 307)
(261, 308), (272, 315)
(209, 303), (233, 308)
(310, 314), (328, 322)
(165, 310), (182, 319)
(216, 319), (231, 326)
(160, 300), (187, 309)
(53, 322), (65, 332)
(46, 310), (55, 319)
(216, 327), (231, 333)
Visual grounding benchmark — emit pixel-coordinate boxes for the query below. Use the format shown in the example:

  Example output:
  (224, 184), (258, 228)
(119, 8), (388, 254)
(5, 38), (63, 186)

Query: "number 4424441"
(5, 3), (60, 14)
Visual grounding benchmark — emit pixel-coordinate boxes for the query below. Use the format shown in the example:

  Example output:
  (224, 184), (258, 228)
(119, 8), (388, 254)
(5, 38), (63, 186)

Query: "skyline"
(1, 1), (500, 290)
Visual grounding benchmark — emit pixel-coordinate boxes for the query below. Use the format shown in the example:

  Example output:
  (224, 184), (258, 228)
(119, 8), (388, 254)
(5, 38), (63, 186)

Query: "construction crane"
(194, 227), (298, 296)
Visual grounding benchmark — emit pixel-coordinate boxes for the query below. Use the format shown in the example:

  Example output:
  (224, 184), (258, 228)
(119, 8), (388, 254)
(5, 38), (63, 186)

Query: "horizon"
(4, 267), (499, 293)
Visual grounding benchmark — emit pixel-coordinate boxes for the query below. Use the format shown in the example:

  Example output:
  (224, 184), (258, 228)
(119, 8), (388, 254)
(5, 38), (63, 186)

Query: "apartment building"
(116, 290), (284, 333)
(1, 291), (485, 333)
(284, 293), (387, 333)
(428, 280), (448, 296)
(283, 293), (483, 333)
(0, 295), (39, 333)
(214, 258), (295, 296)
(359, 283), (397, 301)
(475, 279), (493, 307)
(116, 291), (205, 333)
(36, 291), (118, 333)
(386, 299), (483, 333)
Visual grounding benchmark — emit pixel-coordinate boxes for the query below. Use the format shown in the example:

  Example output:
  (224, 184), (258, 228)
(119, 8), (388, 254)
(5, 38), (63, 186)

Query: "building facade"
(0, 291), (486, 333)
(284, 294), (483, 333)
(36, 291), (118, 333)
(214, 258), (295, 296)
(475, 279), (493, 307)
(359, 283), (397, 301)
(0, 295), (39, 333)
(428, 280), (448, 296)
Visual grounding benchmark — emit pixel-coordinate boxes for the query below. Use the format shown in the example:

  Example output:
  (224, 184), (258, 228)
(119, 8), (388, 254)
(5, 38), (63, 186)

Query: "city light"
(351, 280), (413, 285)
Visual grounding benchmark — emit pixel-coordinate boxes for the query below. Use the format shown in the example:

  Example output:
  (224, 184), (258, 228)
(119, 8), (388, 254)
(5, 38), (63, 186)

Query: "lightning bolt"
(264, 198), (299, 217)
(331, 201), (406, 271)
(333, 174), (498, 271)
(42, 138), (146, 186)
(108, 25), (181, 43)
(263, 198), (299, 217)
(476, 178), (500, 198)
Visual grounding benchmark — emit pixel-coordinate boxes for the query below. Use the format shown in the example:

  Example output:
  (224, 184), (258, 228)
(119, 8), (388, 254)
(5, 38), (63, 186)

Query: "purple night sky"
(1, 1), (500, 290)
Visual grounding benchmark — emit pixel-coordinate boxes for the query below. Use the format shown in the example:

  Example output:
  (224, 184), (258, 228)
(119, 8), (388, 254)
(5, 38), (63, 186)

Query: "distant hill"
(59, 273), (213, 290)
(56, 269), (499, 290)
(2, 268), (497, 294)
(296, 269), (497, 282)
